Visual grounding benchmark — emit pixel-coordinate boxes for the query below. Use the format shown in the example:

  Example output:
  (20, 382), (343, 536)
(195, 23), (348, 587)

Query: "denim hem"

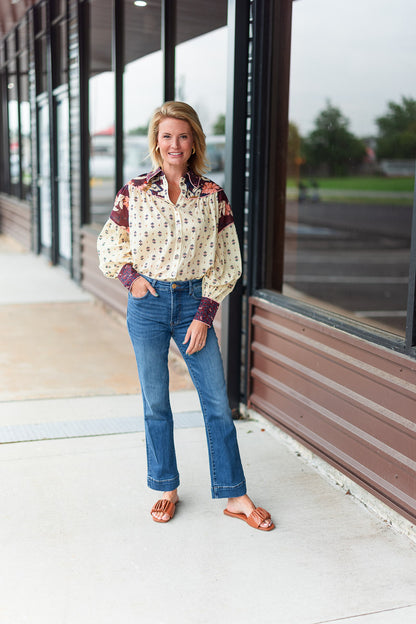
(211, 480), (247, 499)
(147, 475), (180, 492)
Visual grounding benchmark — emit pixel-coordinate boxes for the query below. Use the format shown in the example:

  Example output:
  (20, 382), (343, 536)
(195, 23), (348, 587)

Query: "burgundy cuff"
(118, 264), (139, 289)
(194, 297), (219, 327)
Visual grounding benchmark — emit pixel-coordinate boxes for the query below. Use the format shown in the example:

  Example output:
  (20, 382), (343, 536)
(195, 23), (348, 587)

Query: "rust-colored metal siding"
(0, 194), (31, 250)
(248, 296), (416, 523)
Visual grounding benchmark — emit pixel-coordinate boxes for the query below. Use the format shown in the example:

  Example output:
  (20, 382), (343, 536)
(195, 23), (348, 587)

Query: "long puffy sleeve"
(97, 184), (139, 289)
(194, 190), (242, 326)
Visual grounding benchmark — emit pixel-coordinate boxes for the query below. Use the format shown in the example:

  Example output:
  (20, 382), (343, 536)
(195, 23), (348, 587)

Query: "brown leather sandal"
(151, 499), (177, 523)
(223, 506), (275, 531)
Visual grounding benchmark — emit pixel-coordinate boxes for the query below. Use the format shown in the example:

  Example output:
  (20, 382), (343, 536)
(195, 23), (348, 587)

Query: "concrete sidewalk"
(1, 234), (416, 624)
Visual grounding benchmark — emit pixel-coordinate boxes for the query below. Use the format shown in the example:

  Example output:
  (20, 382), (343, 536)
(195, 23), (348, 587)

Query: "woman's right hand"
(130, 276), (158, 298)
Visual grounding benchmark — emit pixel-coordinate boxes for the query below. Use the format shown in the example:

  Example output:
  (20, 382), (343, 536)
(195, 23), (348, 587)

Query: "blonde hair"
(148, 101), (209, 176)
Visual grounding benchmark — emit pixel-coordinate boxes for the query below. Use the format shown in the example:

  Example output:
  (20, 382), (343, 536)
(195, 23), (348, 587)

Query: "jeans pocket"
(191, 283), (203, 301)
(130, 289), (151, 301)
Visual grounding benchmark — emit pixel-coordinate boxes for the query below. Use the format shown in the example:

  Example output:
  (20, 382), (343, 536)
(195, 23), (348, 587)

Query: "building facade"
(1, 0), (415, 524)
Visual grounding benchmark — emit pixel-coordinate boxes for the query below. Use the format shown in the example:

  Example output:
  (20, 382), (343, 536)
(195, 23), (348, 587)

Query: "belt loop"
(151, 278), (158, 288)
(189, 280), (193, 295)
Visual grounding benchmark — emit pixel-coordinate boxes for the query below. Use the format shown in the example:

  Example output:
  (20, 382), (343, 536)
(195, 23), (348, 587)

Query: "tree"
(128, 125), (149, 136)
(212, 114), (225, 135)
(303, 101), (366, 176)
(376, 96), (416, 159)
(286, 121), (303, 176)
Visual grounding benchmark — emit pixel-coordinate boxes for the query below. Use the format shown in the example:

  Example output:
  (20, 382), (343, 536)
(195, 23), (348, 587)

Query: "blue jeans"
(126, 277), (247, 499)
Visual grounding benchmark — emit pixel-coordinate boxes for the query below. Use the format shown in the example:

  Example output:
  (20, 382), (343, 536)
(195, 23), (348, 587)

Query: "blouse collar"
(146, 167), (201, 191)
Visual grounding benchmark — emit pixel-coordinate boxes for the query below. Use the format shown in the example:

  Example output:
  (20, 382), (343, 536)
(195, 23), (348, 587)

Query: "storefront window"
(34, 1), (51, 252)
(284, 0), (416, 337)
(56, 92), (71, 262)
(51, 3), (71, 264)
(0, 45), (5, 192)
(123, 0), (162, 183)
(6, 36), (20, 195)
(1, 22), (32, 200)
(51, 0), (67, 21)
(34, 1), (47, 97)
(175, 0), (228, 187)
(38, 96), (51, 251)
(89, 0), (115, 228)
(18, 20), (31, 200)
(52, 17), (68, 89)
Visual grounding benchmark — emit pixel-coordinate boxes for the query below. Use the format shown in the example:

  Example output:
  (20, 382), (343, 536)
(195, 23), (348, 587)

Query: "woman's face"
(157, 118), (194, 172)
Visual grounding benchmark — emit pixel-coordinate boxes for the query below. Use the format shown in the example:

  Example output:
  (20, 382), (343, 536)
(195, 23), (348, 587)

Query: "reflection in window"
(34, 1), (51, 251)
(19, 47), (31, 199)
(284, 0), (416, 337)
(7, 39), (20, 195)
(123, 0), (162, 183)
(7, 74), (19, 190)
(89, 0), (115, 228)
(2, 21), (32, 200)
(35, 20), (47, 96)
(175, 0), (228, 187)
(51, 5), (71, 263)
(52, 18), (68, 89)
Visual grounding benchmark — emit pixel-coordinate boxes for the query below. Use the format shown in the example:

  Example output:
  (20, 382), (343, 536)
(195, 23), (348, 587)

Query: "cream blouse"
(97, 168), (242, 326)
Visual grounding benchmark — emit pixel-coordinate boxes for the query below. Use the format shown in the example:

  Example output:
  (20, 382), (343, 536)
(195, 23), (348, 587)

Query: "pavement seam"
(310, 603), (416, 623)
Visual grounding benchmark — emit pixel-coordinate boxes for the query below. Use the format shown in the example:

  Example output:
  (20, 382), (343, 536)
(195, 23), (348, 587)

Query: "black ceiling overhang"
(1, 0), (227, 67)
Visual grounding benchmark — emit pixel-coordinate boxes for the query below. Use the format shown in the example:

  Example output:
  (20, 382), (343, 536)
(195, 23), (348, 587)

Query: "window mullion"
(405, 169), (416, 350)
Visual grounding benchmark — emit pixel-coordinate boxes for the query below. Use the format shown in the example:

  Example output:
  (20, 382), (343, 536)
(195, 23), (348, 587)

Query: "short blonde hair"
(148, 101), (209, 176)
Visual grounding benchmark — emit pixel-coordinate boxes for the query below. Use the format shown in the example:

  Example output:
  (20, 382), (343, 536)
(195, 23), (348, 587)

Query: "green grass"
(320, 196), (412, 205)
(287, 176), (414, 192)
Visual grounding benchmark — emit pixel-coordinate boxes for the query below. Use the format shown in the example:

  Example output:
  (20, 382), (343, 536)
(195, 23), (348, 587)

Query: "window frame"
(246, 0), (416, 358)
(0, 21), (33, 200)
(245, 0), (416, 357)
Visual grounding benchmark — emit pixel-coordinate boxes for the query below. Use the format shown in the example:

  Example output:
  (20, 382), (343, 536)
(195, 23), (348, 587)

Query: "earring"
(191, 147), (196, 155)
(156, 145), (160, 152)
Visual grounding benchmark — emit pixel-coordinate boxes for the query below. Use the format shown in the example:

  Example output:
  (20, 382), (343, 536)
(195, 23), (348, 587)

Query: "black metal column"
(405, 167), (416, 351)
(0, 62), (10, 192)
(162, 0), (176, 102)
(46, 0), (58, 265)
(246, 0), (273, 294)
(114, 0), (124, 192)
(247, 0), (292, 293)
(15, 30), (23, 199)
(265, 0), (292, 292)
(78, 0), (90, 226)
(221, 0), (250, 416)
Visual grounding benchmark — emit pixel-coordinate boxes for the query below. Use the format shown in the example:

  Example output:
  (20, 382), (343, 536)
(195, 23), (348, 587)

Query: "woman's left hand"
(183, 320), (208, 355)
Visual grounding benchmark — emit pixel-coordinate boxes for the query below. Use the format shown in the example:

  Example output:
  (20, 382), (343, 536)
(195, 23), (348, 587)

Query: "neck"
(162, 163), (187, 185)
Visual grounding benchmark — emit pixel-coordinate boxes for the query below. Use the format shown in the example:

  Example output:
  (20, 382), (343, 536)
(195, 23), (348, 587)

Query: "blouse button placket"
(171, 196), (185, 277)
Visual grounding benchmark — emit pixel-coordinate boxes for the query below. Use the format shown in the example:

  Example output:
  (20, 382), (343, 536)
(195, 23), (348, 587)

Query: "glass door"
(37, 96), (52, 252)
(56, 89), (71, 264)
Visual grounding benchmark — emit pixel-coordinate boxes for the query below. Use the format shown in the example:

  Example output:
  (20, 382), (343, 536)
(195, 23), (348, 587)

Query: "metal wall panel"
(248, 296), (416, 523)
(0, 193), (31, 248)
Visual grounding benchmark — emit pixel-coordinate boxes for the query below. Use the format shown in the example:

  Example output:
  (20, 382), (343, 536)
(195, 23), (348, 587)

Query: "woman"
(98, 101), (274, 531)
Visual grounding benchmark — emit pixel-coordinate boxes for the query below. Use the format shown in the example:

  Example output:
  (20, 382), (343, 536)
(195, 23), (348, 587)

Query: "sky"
(90, 0), (416, 139)
(289, 0), (416, 136)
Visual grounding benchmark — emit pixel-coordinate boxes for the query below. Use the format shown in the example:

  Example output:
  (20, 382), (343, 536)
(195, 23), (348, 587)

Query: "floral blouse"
(97, 168), (242, 326)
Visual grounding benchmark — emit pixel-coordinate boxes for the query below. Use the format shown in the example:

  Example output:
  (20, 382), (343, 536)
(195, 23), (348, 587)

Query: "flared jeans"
(126, 277), (247, 499)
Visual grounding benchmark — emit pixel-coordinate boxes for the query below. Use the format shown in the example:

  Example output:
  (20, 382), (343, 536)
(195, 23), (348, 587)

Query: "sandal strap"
(247, 507), (271, 528)
(151, 499), (175, 518)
